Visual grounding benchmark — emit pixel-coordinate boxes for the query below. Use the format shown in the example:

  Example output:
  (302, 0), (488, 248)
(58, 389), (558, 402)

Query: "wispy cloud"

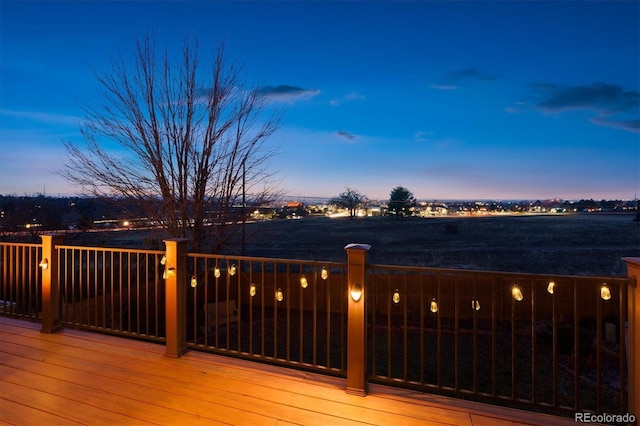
(256, 85), (320, 103)
(0, 109), (81, 126)
(414, 131), (461, 147)
(330, 91), (366, 106)
(509, 82), (640, 133)
(430, 67), (499, 90)
(335, 130), (357, 142)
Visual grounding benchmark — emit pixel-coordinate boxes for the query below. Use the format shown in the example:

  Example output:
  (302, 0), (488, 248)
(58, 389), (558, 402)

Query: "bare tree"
(59, 34), (282, 252)
(330, 187), (366, 218)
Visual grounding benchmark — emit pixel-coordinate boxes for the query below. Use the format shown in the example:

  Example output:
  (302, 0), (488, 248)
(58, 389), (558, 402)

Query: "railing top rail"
(367, 262), (630, 283)
(187, 252), (346, 267)
(0, 242), (42, 249)
(55, 244), (164, 256)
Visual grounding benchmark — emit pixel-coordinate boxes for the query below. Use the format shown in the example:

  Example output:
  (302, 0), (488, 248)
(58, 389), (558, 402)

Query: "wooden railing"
(0, 236), (638, 419)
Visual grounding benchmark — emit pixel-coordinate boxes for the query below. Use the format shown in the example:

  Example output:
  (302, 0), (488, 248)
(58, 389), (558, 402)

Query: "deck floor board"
(0, 317), (580, 425)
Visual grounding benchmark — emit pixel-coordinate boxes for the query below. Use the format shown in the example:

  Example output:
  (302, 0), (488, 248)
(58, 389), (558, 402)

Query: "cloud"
(335, 130), (357, 141)
(431, 67), (499, 90)
(414, 131), (461, 147)
(256, 85), (320, 103)
(0, 109), (81, 126)
(330, 91), (366, 106)
(525, 82), (639, 133)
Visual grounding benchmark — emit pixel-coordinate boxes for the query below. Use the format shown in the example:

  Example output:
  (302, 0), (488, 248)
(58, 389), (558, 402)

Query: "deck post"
(40, 234), (64, 334)
(164, 238), (189, 358)
(623, 257), (640, 417)
(345, 243), (371, 396)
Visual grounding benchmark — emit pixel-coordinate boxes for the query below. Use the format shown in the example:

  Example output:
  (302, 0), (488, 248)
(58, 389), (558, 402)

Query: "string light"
(300, 275), (308, 288)
(276, 288), (284, 302)
(511, 285), (523, 301)
(39, 258), (49, 270)
(160, 255), (166, 266)
(430, 298), (438, 313)
(600, 283), (611, 301)
(547, 281), (555, 294)
(321, 267), (328, 280)
(190, 276), (198, 288)
(472, 299), (481, 311)
(250, 283), (257, 297)
(229, 264), (236, 276)
(214, 267), (221, 278)
(392, 289), (400, 304)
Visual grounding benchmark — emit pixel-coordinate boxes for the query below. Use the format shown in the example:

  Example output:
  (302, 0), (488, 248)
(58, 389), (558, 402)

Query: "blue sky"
(1, 0), (638, 201)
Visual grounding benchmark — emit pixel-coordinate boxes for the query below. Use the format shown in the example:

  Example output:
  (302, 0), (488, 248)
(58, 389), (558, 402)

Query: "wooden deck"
(1, 317), (580, 426)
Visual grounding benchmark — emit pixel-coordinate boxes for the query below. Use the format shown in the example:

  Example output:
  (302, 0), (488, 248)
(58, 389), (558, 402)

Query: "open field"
(6, 213), (638, 277)
(238, 213), (639, 277)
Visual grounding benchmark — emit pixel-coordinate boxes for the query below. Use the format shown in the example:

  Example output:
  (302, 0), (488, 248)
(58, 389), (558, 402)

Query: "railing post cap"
(344, 243), (371, 251)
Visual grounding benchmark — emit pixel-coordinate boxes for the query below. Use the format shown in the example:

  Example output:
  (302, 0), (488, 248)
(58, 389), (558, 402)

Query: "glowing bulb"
(392, 290), (400, 304)
(229, 264), (236, 276)
(547, 281), (555, 295)
(167, 267), (176, 277)
(512, 286), (523, 301)
(300, 275), (308, 288)
(350, 283), (362, 302)
(214, 267), (221, 278)
(600, 283), (611, 301)
(472, 299), (480, 311)
(162, 270), (167, 279)
(321, 267), (328, 280)
(430, 298), (438, 313)
(250, 283), (257, 297)
(276, 288), (284, 302)
(39, 258), (49, 270)
(190, 276), (198, 288)
(160, 255), (166, 266)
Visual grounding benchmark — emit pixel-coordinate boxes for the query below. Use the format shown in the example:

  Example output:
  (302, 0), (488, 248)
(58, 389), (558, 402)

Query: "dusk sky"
(1, 1), (639, 201)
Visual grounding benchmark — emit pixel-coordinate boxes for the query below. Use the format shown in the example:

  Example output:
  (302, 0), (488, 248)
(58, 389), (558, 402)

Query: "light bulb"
(547, 281), (555, 295)
(160, 255), (166, 266)
(276, 288), (284, 302)
(600, 283), (611, 301)
(430, 298), (438, 313)
(472, 299), (480, 311)
(392, 290), (400, 304)
(229, 264), (236, 276)
(190, 276), (197, 288)
(321, 267), (328, 280)
(214, 267), (221, 278)
(512, 286), (523, 301)
(250, 283), (257, 297)
(39, 258), (48, 270)
(350, 283), (362, 302)
(300, 275), (308, 288)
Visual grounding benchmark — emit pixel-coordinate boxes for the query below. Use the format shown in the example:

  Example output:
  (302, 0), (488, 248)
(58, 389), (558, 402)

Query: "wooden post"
(164, 238), (189, 358)
(40, 234), (64, 334)
(345, 243), (371, 396)
(623, 257), (640, 416)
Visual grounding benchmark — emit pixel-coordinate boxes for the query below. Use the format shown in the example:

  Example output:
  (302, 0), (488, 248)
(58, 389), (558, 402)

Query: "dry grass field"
(23, 212), (638, 277)
(238, 213), (639, 277)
